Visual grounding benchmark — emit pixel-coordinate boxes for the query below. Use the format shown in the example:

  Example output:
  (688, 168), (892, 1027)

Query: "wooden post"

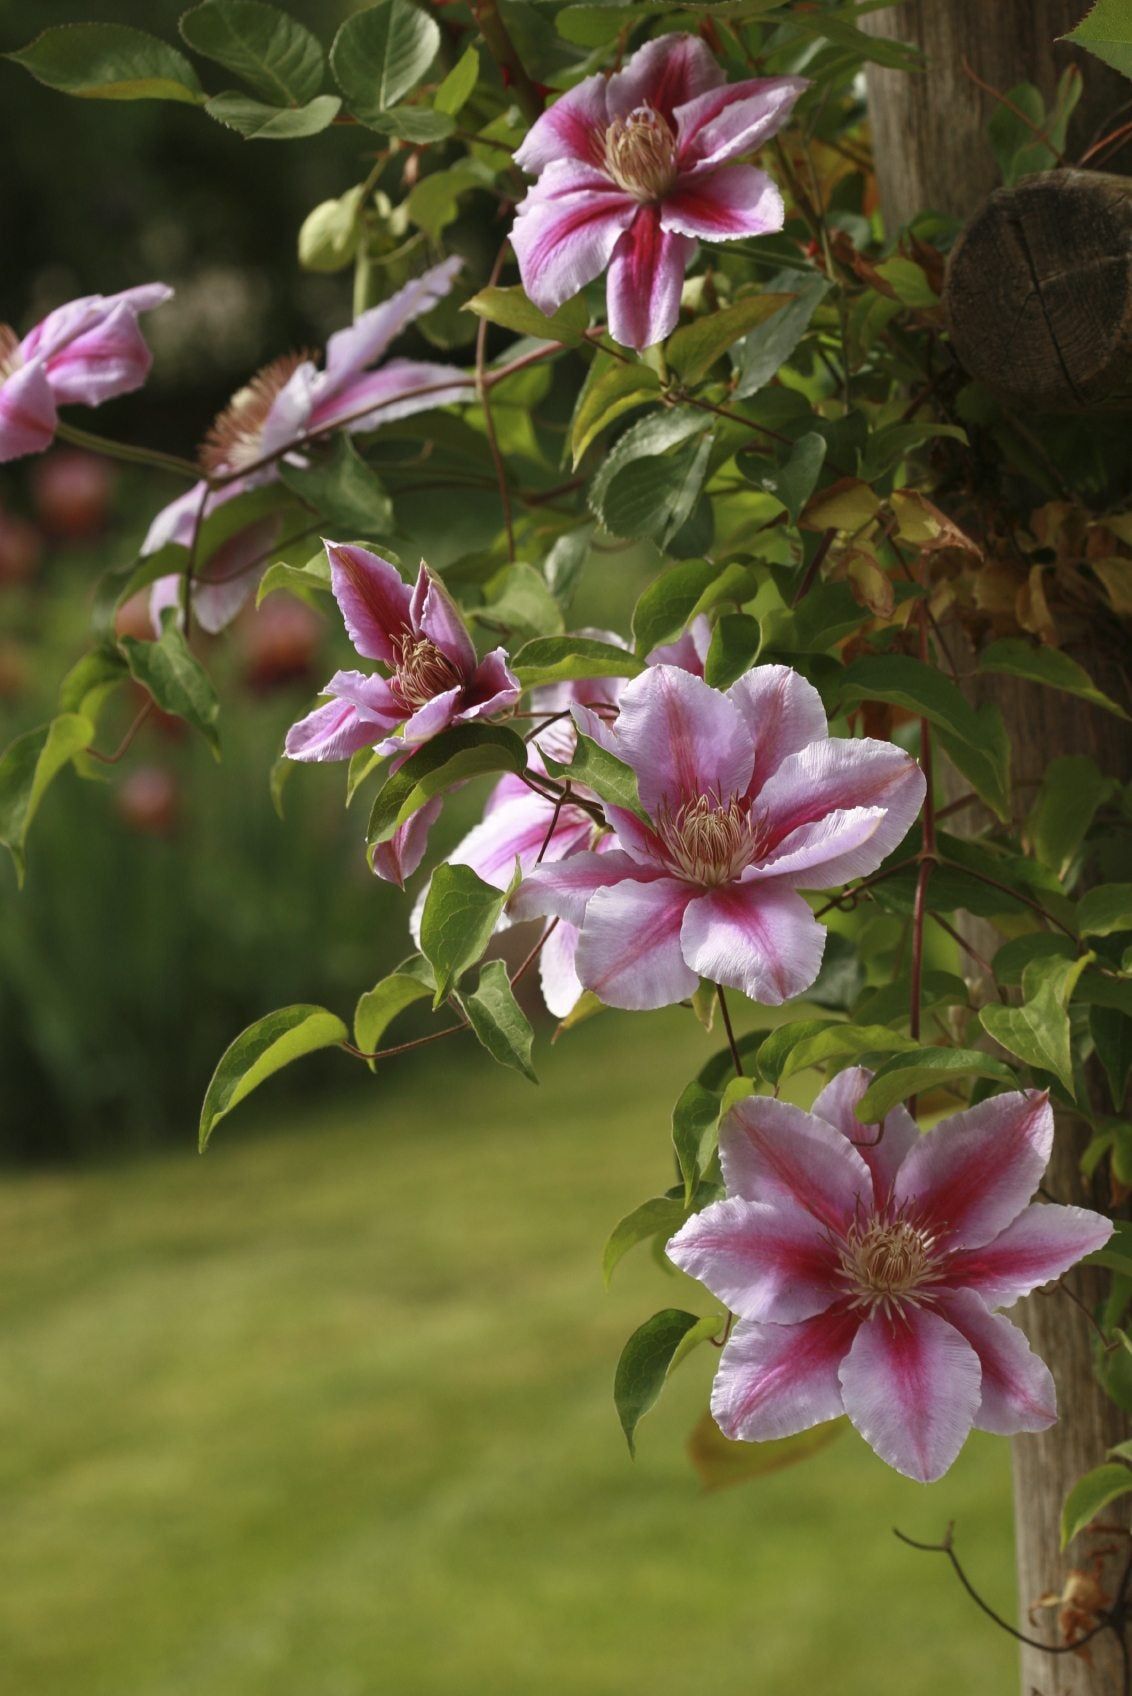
(860, 6), (1132, 1693)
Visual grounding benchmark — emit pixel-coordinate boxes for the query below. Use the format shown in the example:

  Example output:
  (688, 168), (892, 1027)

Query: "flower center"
(837, 1217), (938, 1312)
(0, 325), (23, 382)
(603, 104), (679, 201)
(388, 634), (463, 712)
(655, 794), (767, 887)
(200, 350), (313, 474)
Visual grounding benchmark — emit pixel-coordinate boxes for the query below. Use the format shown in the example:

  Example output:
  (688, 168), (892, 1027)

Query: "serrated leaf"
(330, 0), (439, 117)
(464, 284), (588, 345)
(359, 106), (453, 141)
(1061, 1463), (1132, 1548)
(120, 624), (220, 756)
(353, 958), (433, 1068)
(0, 713), (95, 885)
(204, 90), (341, 137)
(366, 723), (528, 844)
(199, 1005), (348, 1149)
(1061, 0), (1132, 81)
(278, 435), (392, 533)
(687, 1408), (845, 1490)
(614, 1309), (708, 1456)
(7, 23), (204, 103)
(587, 408), (707, 518)
(599, 430), (713, 545)
(981, 638), (1130, 721)
(667, 293), (792, 386)
(180, 1), (324, 103)
(458, 959), (537, 1082)
(603, 1196), (690, 1288)
(511, 634), (643, 690)
(570, 361), (660, 467)
(419, 863), (508, 1004)
(1027, 756), (1115, 876)
(855, 1049), (1018, 1119)
(750, 431), (827, 524)
(1079, 885), (1132, 937)
(704, 613), (760, 689)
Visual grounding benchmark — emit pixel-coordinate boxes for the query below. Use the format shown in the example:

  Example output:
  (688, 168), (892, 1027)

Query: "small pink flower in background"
(510, 663), (924, 1011)
(144, 259), (467, 634)
(667, 1073), (1112, 1482)
(0, 284), (172, 463)
(511, 34), (806, 350)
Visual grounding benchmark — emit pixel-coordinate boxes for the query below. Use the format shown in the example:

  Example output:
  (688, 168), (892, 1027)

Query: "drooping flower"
(667, 1073), (1112, 1482)
(144, 259), (468, 633)
(0, 284), (172, 463)
(511, 34), (806, 350)
(510, 663), (924, 1011)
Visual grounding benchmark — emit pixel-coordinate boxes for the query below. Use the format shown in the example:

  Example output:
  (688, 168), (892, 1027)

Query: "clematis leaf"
(543, 732), (648, 823)
(672, 1079), (722, 1205)
(631, 557), (718, 655)
(1079, 885), (1132, 937)
(980, 638), (1130, 721)
(433, 43), (478, 115)
(570, 361), (661, 467)
(855, 1048), (1018, 1120)
(0, 713), (95, 886)
(353, 956), (434, 1069)
(667, 293), (792, 386)
(1061, 1463), (1132, 1549)
(704, 614), (761, 690)
(732, 272), (830, 397)
(180, 1), (325, 103)
(615, 1309), (718, 1456)
(199, 1005), (348, 1149)
(765, 1022), (921, 1087)
(278, 436), (393, 534)
(330, 0), (439, 117)
(1026, 756), (1115, 877)
(510, 635), (643, 690)
(603, 1195), (693, 1289)
(367, 724), (528, 844)
(458, 959), (537, 1083)
(204, 91), (341, 138)
(7, 23), (204, 103)
(465, 284), (589, 345)
(120, 622), (221, 756)
(419, 864), (509, 1005)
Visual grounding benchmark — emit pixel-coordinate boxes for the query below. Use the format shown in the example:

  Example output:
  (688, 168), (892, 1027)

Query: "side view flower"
(145, 258), (467, 633)
(511, 34), (806, 349)
(0, 284), (172, 463)
(510, 663), (925, 1010)
(667, 1074), (1113, 1483)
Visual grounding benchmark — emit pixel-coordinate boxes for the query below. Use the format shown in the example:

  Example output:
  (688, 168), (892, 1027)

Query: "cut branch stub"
(944, 170), (1132, 412)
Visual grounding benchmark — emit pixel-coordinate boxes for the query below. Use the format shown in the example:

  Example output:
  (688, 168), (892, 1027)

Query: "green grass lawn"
(1, 1008), (1017, 1696)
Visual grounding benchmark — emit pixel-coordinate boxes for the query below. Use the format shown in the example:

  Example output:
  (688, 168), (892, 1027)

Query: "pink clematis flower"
(144, 259), (467, 633)
(510, 663), (924, 1011)
(0, 284), (172, 463)
(667, 1073), (1113, 1482)
(511, 34), (806, 350)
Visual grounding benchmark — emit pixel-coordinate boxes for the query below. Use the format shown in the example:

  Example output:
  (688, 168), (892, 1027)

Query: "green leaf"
(278, 436), (392, 534)
(981, 977), (1076, 1095)
(750, 431), (827, 524)
(1091, 1007), (1132, 1113)
(980, 638), (1130, 721)
(482, 562), (564, 640)
(1061, 0), (1132, 81)
(204, 90), (341, 137)
(367, 723), (528, 844)
(180, 1), (324, 103)
(434, 43), (478, 115)
(603, 1196), (690, 1288)
(631, 558), (719, 656)
(1061, 1463), (1132, 1548)
(773, 1022), (921, 1086)
(755, 1019), (835, 1088)
(687, 1408), (844, 1490)
(1079, 885), (1132, 937)
(732, 272), (830, 398)
(199, 1004), (348, 1149)
(855, 1049), (1018, 1120)
(7, 23), (204, 103)
(511, 635), (643, 690)
(357, 106), (453, 141)
(257, 548), (333, 607)
(600, 430), (713, 546)
(704, 614), (761, 690)
(1027, 756), (1115, 876)
(0, 713), (95, 885)
(615, 1309), (709, 1456)
(861, 422), (966, 481)
(57, 645), (127, 719)
(994, 932), (1076, 985)
(672, 1079), (721, 1204)
(299, 183), (366, 270)
(330, 0), (439, 117)
(570, 361), (660, 467)
(464, 284), (589, 345)
(458, 959), (537, 1082)
(667, 293), (792, 386)
(419, 864), (508, 1004)
(587, 408), (708, 519)
(120, 624), (221, 756)
(544, 731), (647, 823)
(353, 958), (434, 1069)
(871, 257), (940, 309)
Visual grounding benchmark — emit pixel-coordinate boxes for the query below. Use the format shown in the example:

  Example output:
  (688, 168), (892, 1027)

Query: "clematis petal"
(680, 881), (826, 1005)
(839, 1304), (982, 1483)
(41, 300), (159, 407)
(310, 357), (469, 435)
(674, 76), (807, 171)
(756, 737), (925, 879)
(647, 612), (712, 675)
(574, 877), (699, 1009)
(810, 1067), (919, 1206)
(510, 849), (660, 926)
(538, 918), (586, 1018)
(188, 512), (283, 634)
(389, 687), (462, 750)
(667, 1195), (840, 1322)
(410, 563), (477, 675)
(726, 664), (828, 792)
(661, 165), (784, 242)
(285, 696), (387, 763)
(514, 76), (611, 174)
(747, 806), (890, 888)
(21, 284), (171, 363)
(141, 479), (238, 555)
(326, 541), (412, 664)
(461, 649), (521, 720)
(718, 1094), (874, 1232)
(941, 1201), (1113, 1308)
(611, 665), (754, 815)
(370, 796), (442, 889)
(710, 1308), (860, 1443)
(934, 1290), (1056, 1435)
(320, 258), (463, 388)
(511, 180), (638, 319)
(893, 1089), (1054, 1252)
(606, 33), (724, 127)
(0, 362), (57, 461)
(605, 206), (695, 350)
(443, 791), (594, 892)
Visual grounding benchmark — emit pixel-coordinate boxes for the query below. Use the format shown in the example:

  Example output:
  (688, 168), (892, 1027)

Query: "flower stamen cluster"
(388, 634), (464, 712)
(200, 351), (312, 475)
(0, 325), (23, 381)
(836, 1214), (940, 1314)
(603, 104), (679, 201)
(654, 793), (769, 887)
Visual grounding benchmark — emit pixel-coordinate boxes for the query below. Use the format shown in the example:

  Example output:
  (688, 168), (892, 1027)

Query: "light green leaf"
(257, 548), (333, 607)
(0, 713), (95, 885)
(434, 43), (478, 115)
(603, 1196), (689, 1288)
(1061, 1463), (1132, 1548)
(855, 1049), (1018, 1120)
(871, 257), (939, 309)
(667, 293), (792, 386)
(199, 1004), (348, 1149)
(511, 634), (643, 690)
(299, 185), (365, 271)
(464, 284), (589, 345)
(278, 436), (392, 533)
(755, 1019), (834, 1088)
(672, 1079), (721, 1204)
(1027, 756), (1115, 876)
(458, 959), (537, 1082)
(981, 977), (1076, 1095)
(57, 645), (127, 719)
(980, 638), (1130, 721)
(570, 361), (661, 467)
(7, 23), (204, 103)
(120, 624), (221, 756)
(366, 723), (528, 844)
(330, 0), (439, 116)
(1079, 885), (1132, 937)
(357, 106), (453, 141)
(614, 1309), (707, 1456)
(180, 1), (324, 103)
(774, 1022), (921, 1085)
(204, 90), (341, 137)
(419, 864), (508, 1004)
(704, 613), (761, 690)
(543, 731), (647, 823)
(631, 558), (719, 656)
(483, 562), (565, 640)
(353, 958), (434, 1068)
(1061, 0), (1132, 81)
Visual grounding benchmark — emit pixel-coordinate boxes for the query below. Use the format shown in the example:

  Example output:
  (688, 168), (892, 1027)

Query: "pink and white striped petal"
(310, 357), (470, 436)
(667, 1195), (840, 1323)
(710, 1308), (859, 1443)
(326, 542), (412, 664)
(461, 649), (523, 720)
(370, 796), (442, 889)
(510, 848), (660, 926)
(574, 876), (699, 1009)
(726, 664), (828, 793)
(661, 165), (784, 242)
(934, 1290), (1057, 1436)
(757, 737), (925, 876)
(810, 1067), (919, 1206)
(606, 33), (724, 127)
(391, 686), (463, 750)
(747, 807), (889, 888)
(41, 301), (157, 407)
(893, 1090), (1054, 1252)
(680, 880), (826, 1005)
(514, 78), (611, 174)
(539, 919), (586, 1018)
(511, 180), (638, 319)
(285, 695), (390, 763)
(674, 76), (808, 171)
(940, 1201), (1113, 1308)
(0, 362), (56, 461)
(839, 1304), (982, 1482)
(320, 258), (463, 389)
(718, 1094), (874, 1232)
(605, 207), (695, 350)
(410, 564), (478, 675)
(612, 665), (753, 816)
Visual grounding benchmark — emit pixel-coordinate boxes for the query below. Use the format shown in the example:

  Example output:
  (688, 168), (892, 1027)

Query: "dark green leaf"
(750, 431), (827, 523)
(981, 638), (1130, 721)
(366, 723), (528, 844)
(0, 714), (95, 885)
(704, 614), (761, 689)
(732, 272), (830, 397)
(1061, 1463), (1132, 1548)
(861, 422), (966, 481)
(434, 43), (478, 115)
(570, 361), (660, 466)
(599, 430), (713, 546)
(120, 624), (220, 756)
(1060, 0), (1132, 82)
(1091, 1007), (1132, 1113)
(855, 1049), (1018, 1119)
(482, 562), (564, 640)
(631, 558), (719, 656)
(180, 1), (324, 103)
(330, 0), (439, 116)
(458, 959), (537, 1082)
(511, 635), (643, 690)
(204, 90), (341, 137)
(1079, 885), (1132, 937)
(419, 863), (508, 1004)
(981, 976), (1077, 1094)
(543, 731), (646, 822)
(672, 1079), (720, 1204)
(278, 436), (392, 533)
(199, 1004), (348, 1149)
(1027, 756), (1115, 876)
(7, 23), (204, 103)
(615, 1309), (711, 1456)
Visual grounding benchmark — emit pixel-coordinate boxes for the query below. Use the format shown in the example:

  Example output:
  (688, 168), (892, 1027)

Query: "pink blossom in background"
(511, 34), (806, 349)
(144, 259), (468, 634)
(667, 1074), (1112, 1482)
(0, 284), (172, 463)
(510, 663), (924, 1011)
